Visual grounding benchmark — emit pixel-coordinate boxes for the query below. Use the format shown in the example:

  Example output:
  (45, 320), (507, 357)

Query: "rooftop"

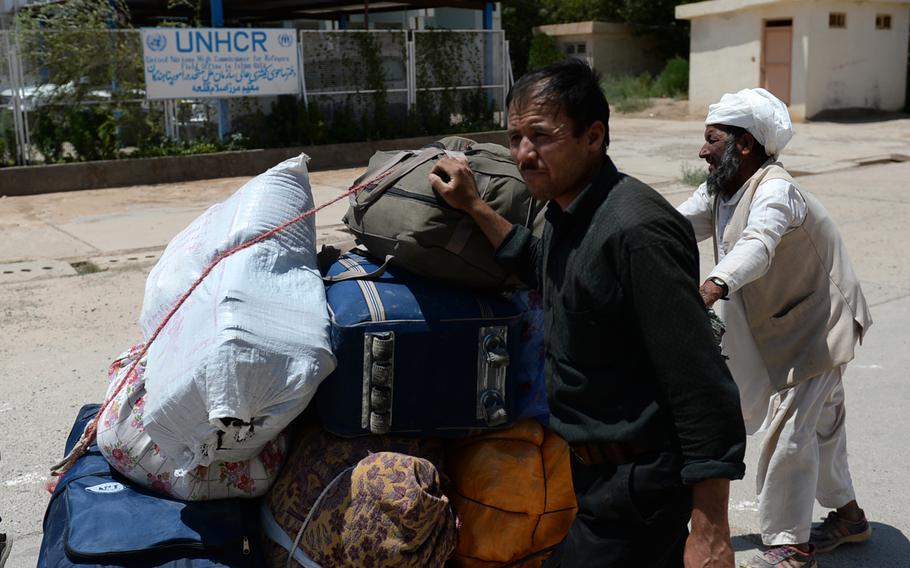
(676, 0), (910, 20)
(135, 0), (488, 25)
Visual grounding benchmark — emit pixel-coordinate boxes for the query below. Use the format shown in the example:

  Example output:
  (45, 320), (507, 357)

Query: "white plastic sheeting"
(139, 154), (336, 473)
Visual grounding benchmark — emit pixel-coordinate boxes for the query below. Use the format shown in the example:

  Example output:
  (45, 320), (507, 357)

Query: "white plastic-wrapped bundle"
(138, 154), (336, 474)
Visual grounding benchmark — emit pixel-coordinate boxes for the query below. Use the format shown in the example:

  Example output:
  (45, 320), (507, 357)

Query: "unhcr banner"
(141, 28), (299, 99)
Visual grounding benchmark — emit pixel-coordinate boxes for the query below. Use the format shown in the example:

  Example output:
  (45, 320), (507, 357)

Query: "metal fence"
(413, 30), (509, 121)
(300, 30), (509, 132)
(0, 28), (512, 166)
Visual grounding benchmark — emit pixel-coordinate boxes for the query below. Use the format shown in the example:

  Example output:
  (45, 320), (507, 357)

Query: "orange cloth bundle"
(445, 420), (578, 567)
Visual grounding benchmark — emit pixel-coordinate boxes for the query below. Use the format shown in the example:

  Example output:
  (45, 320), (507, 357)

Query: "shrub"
(527, 33), (565, 71)
(614, 98), (651, 114)
(130, 138), (236, 158)
(602, 73), (655, 103)
(601, 56), (690, 114)
(653, 56), (689, 99)
(680, 162), (708, 187)
(30, 105), (120, 162)
(0, 109), (14, 166)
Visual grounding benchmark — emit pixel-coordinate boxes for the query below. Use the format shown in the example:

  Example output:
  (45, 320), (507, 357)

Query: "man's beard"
(706, 136), (742, 197)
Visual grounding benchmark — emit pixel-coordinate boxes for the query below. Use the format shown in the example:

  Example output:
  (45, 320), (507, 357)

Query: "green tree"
(503, 0), (701, 78)
(527, 33), (566, 71)
(502, 0), (540, 77)
(538, 0), (616, 24)
(614, 0), (695, 58)
(13, 0), (153, 162)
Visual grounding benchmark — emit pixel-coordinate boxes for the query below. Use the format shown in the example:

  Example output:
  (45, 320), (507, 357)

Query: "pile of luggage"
(38, 138), (576, 568)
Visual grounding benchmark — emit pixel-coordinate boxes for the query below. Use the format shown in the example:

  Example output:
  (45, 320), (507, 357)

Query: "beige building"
(676, 0), (910, 120)
(535, 21), (664, 78)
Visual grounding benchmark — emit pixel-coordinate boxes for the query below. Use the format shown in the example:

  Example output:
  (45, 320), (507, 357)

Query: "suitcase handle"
(323, 254), (394, 283)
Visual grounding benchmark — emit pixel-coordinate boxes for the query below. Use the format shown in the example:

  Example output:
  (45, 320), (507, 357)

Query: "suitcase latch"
(477, 326), (509, 426)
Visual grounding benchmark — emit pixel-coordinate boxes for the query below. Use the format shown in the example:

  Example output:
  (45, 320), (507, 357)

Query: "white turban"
(705, 88), (793, 159)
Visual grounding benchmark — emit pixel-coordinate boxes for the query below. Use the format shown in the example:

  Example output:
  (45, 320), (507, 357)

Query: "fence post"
(164, 99), (180, 142)
(502, 35), (510, 127)
(407, 32), (416, 111)
(483, 6), (495, 119)
(210, 0), (230, 142)
(298, 30), (308, 108)
(5, 31), (29, 165)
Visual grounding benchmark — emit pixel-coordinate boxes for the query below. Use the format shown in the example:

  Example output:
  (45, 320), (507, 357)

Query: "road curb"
(0, 131), (508, 197)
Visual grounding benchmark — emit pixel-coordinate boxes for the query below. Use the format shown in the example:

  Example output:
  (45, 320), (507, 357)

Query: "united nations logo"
(278, 33), (293, 48)
(146, 33), (167, 52)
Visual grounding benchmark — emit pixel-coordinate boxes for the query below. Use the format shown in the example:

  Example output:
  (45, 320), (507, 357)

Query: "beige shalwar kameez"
(678, 178), (857, 545)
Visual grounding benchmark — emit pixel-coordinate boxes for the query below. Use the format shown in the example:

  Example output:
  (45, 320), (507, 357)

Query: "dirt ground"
(613, 97), (694, 120)
(3, 114), (910, 567)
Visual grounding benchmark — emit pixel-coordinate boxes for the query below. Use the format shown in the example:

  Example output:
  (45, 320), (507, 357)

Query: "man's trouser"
(756, 365), (856, 545)
(544, 450), (693, 567)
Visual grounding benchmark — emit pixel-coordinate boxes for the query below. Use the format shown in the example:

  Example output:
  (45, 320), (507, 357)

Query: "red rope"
(51, 167), (395, 477)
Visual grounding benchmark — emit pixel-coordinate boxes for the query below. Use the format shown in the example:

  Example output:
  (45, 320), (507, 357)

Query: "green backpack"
(342, 137), (542, 290)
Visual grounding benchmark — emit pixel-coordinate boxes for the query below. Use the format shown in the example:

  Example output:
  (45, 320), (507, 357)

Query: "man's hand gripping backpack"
(343, 136), (543, 290)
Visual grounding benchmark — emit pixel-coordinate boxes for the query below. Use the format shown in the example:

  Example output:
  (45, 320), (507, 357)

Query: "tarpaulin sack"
(39, 405), (265, 568)
(261, 426), (456, 568)
(342, 136), (543, 290)
(444, 420), (577, 567)
(138, 154), (336, 473)
(96, 345), (288, 501)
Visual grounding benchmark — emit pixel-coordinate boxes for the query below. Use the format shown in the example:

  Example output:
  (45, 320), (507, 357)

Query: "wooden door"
(762, 21), (792, 104)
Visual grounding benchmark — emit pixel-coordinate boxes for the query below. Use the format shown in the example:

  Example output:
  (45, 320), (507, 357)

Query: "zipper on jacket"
(242, 536), (251, 555)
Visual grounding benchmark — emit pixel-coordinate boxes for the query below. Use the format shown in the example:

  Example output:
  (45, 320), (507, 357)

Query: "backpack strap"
(351, 147), (446, 210)
(443, 173), (491, 255)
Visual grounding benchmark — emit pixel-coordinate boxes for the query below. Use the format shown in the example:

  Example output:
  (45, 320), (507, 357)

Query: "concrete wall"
(803, 1), (909, 116)
(688, 3), (812, 120)
(0, 130), (509, 197)
(537, 22), (665, 78)
(686, 0), (909, 120)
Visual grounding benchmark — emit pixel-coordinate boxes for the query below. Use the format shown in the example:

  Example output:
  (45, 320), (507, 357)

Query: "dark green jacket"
(496, 157), (746, 484)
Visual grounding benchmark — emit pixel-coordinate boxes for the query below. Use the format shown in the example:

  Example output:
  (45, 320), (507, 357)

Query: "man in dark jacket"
(429, 60), (746, 567)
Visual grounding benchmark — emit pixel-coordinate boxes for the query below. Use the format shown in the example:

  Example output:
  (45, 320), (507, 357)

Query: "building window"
(766, 19), (792, 28)
(565, 43), (576, 55)
(829, 13), (846, 28)
(876, 14), (892, 30)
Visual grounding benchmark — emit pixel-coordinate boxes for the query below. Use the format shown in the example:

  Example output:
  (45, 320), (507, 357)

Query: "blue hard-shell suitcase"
(318, 251), (524, 437)
(38, 404), (263, 567)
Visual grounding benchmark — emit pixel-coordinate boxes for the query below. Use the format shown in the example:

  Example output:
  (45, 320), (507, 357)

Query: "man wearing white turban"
(677, 89), (873, 568)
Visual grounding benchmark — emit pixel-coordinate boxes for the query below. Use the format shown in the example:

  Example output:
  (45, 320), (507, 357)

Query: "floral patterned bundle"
(264, 426), (456, 568)
(96, 345), (287, 501)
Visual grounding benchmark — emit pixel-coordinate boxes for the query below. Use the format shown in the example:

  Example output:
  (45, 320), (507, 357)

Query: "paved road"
(1, 116), (909, 567)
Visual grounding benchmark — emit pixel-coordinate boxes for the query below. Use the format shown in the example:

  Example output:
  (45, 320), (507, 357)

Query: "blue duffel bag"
(317, 251), (528, 437)
(38, 404), (263, 568)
